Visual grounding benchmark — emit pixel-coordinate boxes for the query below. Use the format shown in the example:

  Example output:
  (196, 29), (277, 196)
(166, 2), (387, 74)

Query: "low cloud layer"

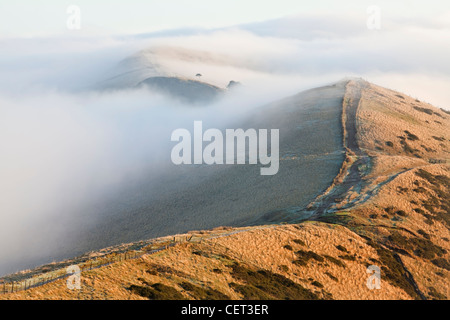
(0, 12), (448, 275)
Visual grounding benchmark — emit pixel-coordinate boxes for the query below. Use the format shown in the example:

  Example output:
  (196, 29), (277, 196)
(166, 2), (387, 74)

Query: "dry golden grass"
(357, 82), (449, 160)
(1, 223), (412, 300)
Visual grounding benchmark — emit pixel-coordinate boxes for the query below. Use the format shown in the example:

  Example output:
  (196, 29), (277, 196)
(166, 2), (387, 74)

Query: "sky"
(0, 0), (448, 37)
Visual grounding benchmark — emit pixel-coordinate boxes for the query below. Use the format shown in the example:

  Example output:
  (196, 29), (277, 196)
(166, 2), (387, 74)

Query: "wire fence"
(0, 224), (281, 295)
(0, 238), (181, 295)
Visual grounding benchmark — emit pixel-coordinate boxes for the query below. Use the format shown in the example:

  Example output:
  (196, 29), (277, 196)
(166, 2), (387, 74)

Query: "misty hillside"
(95, 46), (240, 103)
(138, 76), (223, 103)
(1, 79), (448, 300)
(60, 80), (347, 261)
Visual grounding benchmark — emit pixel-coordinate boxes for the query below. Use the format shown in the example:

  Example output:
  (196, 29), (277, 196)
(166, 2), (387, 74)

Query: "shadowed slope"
(69, 81), (346, 256)
(138, 76), (223, 103)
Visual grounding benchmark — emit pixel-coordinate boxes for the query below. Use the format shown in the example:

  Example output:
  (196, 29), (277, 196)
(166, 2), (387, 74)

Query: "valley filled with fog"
(1, 13), (449, 275)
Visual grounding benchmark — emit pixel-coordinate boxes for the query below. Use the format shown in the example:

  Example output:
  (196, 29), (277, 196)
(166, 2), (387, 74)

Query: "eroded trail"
(247, 79), (371, 224)
(304, 79), (371, 219)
